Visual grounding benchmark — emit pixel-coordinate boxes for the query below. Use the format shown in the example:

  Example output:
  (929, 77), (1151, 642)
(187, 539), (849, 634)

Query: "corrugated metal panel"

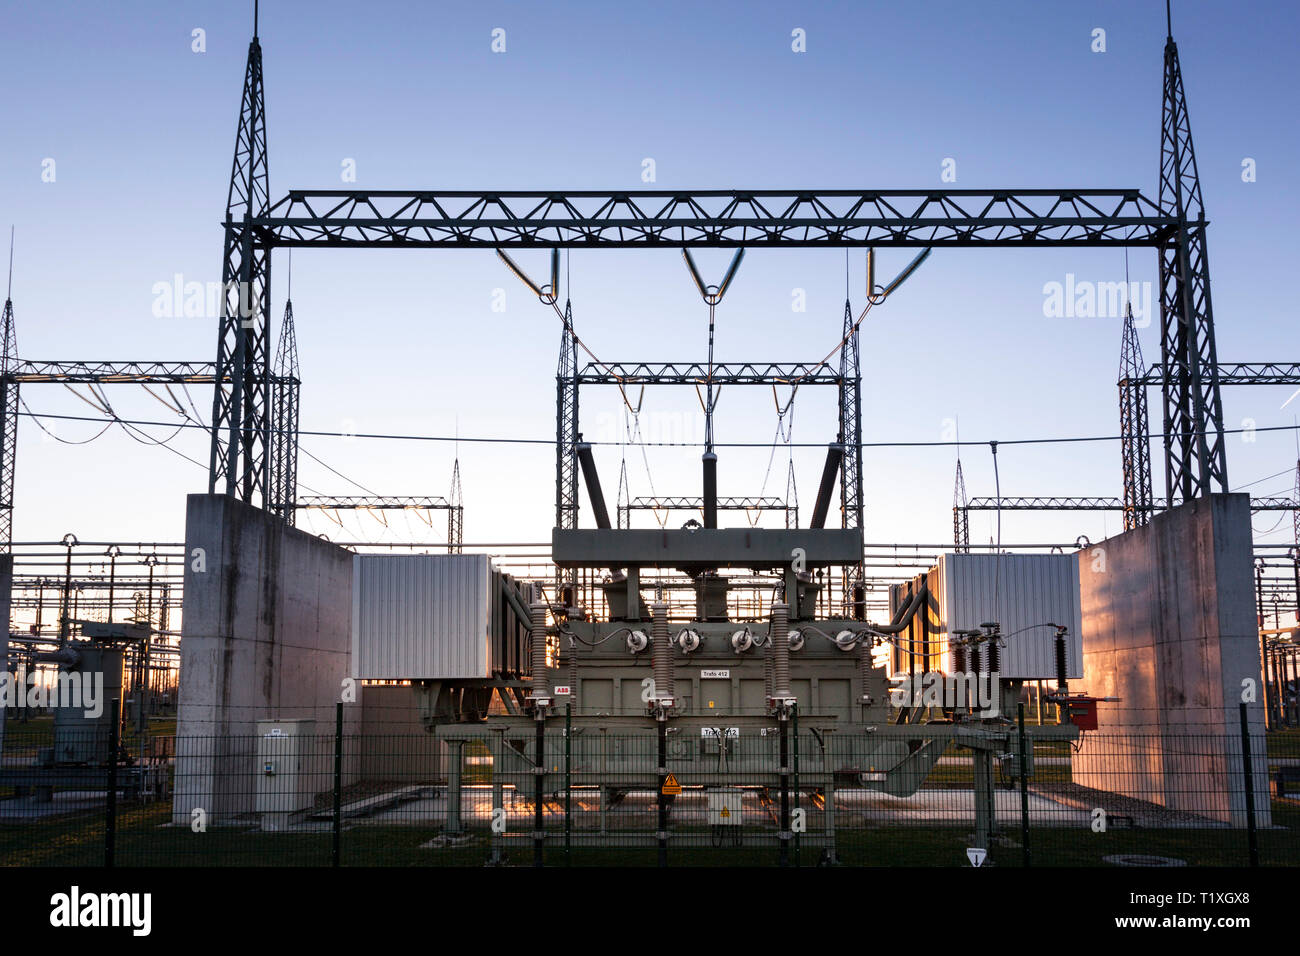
(936, 553), (1083, 679)
(351, 554), (494, 680)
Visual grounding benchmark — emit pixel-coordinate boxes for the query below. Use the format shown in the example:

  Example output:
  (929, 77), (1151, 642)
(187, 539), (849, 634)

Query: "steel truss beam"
(965, 496), (1294, 512)
(254, 189), (1171, 248)
(0, 357), (297, 551)
(576, 362), (841, 386)
(296, 496), (464, 552)
(1120, 361), (1300, 531)
(296, 495), (455, 509)
(1139, 362), (1300, 387)
(618, 495), (795, 529)
(13, 361), (222, 383)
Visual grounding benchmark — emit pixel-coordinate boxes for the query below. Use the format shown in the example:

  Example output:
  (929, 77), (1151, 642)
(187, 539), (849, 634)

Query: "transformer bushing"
(859, 641), (874, 704)
(769, 602), (795, 714)
(649, 601), (674, 713)
(528, 601), (550, 713)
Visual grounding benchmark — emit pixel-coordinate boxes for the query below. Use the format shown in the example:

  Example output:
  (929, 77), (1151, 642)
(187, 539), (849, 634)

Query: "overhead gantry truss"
(256, 188), (1172, 248)
(209, 23), (1230, 540)
(295, 495), (463, 552)
(576, 362), (840, 386)
(618, 495), (796, 530)
(0, 356), (299, 551)
(966, 496), (1295, 513)
(1119, 361), (1300, 530)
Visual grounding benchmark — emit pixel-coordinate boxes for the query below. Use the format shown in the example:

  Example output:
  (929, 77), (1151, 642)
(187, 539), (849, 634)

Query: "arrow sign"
(966, 848), (987, 868)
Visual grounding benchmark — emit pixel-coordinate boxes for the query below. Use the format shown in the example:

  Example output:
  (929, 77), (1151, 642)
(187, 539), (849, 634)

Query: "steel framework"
(269, 298), (299, 524)
(205, 21), (1228, 549)
(568, 361), (852, 526)
(1119, 304), (1155, 530)
(1120, 361), (1300, 532)
(964, 495), (1294, 513)
(0, 295), (17, 550)
(0, 357), (298, 552)
(953, 458), (970, 552)
(618, 495), (795, 529)
(1158, 26), (1227, 505)
(295, 496), (463, 552)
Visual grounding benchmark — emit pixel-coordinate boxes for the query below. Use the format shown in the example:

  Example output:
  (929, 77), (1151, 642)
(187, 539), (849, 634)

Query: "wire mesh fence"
(1, 704), (1298, 867)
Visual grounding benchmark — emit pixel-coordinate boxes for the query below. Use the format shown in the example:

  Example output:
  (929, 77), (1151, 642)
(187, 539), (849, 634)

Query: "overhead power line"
(16, 407), (1300, 451)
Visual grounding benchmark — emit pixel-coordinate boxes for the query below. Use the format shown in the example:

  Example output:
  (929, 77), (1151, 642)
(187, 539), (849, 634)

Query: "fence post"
(332, 701), (342, 868)
(657, 720), (668, 868)
(792, 703), (800, 868)
(534, 717), (545, 868)
(1239, 702), (1259, 867)
(105, 698), (119, 868)
(564, 702), (572, 866)
(1017, 702), (1030, 867)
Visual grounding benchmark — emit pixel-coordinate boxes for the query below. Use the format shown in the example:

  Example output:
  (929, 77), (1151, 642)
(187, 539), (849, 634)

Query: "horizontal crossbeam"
(254, 188), (1172, 248)
(1134, 362), (1300, 387)
(578, 362), (841, 386)
(295, 495), (455, 510)
(966, 495), (1294, 512)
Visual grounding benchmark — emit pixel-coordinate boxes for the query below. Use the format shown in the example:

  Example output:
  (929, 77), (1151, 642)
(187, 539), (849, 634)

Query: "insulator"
(788, 629), (804, 653)
(568, 640), (578, 707)
(987, 640), (1000, 674)
(626, 630), (649, 654)
(529, 601), (548, 702)
(859, 643), (873, 702)
(676, 628), (701, 654)
(651, 602), (672, 701)
(834, 630), (859, 652)
(731, 628), (754, 654)
(951, 642), (966, 674)
(771, 602), (790, 699)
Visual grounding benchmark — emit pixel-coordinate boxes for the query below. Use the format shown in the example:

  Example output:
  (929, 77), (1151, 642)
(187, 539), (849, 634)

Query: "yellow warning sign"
(662, 773), (682, 796)
(719, 806), (730, 818)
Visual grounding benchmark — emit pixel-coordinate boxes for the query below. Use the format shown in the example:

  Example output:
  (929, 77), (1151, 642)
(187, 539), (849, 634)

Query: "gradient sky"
(1, 0), (1298, 558)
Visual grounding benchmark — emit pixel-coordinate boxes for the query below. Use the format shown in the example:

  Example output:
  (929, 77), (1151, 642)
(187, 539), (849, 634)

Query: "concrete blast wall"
(1073, 494), (1269, 826)
(172, 494), (358, 824)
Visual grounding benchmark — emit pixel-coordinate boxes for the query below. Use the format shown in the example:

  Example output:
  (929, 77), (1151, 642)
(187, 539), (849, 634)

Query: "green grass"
(1, 797), (1295, 867)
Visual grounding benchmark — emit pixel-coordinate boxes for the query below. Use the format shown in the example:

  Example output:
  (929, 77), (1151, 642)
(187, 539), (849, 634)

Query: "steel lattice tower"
(0, 290), (17, 552)
(616, 457), (629, 529)
(208, 18), (272, 507)
(1119, 302), (1154, 530)
(1158, 21), (1228, 503)
(269, 297), (299, 524)
(556, 305), (579, 590)
(838, 298), (865, 615)
(448, 457), (464, 554)
(952, 458), (970, 552)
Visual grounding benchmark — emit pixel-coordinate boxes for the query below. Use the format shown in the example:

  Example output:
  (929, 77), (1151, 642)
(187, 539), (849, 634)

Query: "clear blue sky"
(1, 0), (1297, 553)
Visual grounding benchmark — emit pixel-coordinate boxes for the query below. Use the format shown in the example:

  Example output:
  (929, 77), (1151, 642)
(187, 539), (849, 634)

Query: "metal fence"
(1, 704), (1297, 867)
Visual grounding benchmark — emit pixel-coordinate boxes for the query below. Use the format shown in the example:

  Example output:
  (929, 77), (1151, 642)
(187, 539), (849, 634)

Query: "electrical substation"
(1, 5), (1295, 870)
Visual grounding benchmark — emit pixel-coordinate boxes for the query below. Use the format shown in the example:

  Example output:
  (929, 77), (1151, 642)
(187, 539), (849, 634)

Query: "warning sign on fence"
(661, 773), (682, 796)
